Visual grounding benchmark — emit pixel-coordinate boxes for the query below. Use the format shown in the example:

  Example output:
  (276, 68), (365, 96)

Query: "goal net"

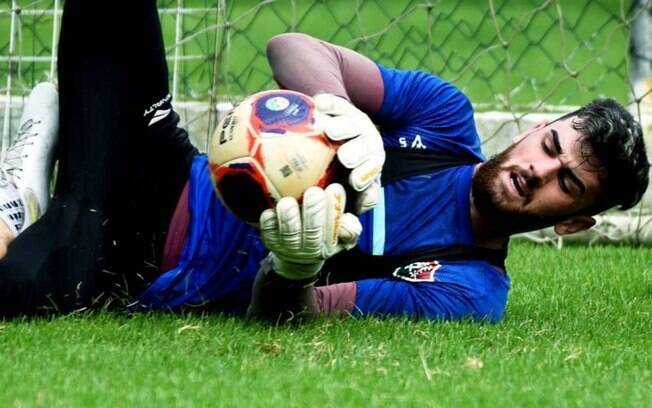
(1, 0), (651, 245)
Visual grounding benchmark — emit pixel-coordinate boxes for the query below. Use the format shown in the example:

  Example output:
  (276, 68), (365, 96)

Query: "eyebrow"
(551, 129), (562, 153)
(551, 128), (586, 196)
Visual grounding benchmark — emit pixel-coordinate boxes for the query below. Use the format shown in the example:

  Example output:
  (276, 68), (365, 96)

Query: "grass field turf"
(1, 241), (650, 407)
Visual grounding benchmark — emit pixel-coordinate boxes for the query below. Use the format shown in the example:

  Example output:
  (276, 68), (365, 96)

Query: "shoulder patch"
(392, 260), (440, 283)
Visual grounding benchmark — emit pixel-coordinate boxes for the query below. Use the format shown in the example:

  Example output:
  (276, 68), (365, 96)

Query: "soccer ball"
(208, 90), (341, 224)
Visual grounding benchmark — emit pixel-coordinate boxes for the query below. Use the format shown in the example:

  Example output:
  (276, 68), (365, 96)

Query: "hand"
(259, 184), (362, 281)
(313, 94), (385, 214)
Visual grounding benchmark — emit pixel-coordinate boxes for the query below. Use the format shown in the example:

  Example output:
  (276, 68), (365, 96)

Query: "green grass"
(1, 241), (651, 407)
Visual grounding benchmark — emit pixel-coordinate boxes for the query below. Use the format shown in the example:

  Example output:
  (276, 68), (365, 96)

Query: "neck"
(469, 200), (511, 250)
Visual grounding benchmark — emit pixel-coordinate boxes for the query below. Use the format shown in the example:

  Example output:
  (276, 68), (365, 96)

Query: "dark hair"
(555, 99), (649, 213)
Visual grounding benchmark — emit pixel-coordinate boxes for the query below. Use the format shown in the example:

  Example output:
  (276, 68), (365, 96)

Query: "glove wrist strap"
(269, 253), (323, 282)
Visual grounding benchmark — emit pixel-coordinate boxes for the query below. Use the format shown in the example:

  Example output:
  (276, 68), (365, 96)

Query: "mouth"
(510, 171), (526, 197)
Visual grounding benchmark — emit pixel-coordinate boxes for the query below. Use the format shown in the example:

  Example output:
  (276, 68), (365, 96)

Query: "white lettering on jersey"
(399, 135), (427, 149)
(411, 134), (426, 149)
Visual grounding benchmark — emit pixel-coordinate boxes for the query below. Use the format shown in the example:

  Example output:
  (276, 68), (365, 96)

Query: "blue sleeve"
(353, 264), (510, 323)
(372, 65), (483, 159)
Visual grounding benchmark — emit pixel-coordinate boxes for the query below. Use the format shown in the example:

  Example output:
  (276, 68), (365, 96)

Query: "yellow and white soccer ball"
(208, 90), (341, 224)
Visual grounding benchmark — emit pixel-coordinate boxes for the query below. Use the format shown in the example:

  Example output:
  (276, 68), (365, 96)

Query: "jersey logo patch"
(392, 260), (440, 283)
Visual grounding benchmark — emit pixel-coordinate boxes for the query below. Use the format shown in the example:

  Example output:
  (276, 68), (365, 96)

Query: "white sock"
(0, 183), (24, 236)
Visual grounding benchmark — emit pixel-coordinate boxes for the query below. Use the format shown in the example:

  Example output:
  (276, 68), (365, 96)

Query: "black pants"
(0, 0), (197, 316)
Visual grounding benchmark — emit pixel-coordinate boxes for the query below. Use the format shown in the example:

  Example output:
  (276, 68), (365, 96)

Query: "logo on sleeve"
(392, 260), (440, 282)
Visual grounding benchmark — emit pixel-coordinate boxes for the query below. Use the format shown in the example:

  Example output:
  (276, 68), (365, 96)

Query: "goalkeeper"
(0, 1), (649, 323)
(224, 34), (652, 321)
(148, 32), (648, 322)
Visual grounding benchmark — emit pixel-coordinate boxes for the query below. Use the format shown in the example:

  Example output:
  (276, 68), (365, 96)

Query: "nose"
(529, 157), (562, 184)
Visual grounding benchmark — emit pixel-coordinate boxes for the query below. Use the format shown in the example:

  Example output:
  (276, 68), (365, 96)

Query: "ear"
(553, 216), (596, 236)
(512, 121), (547, 144)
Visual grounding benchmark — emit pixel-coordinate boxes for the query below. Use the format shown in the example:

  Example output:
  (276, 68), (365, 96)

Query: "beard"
(471, 146), (567, 235)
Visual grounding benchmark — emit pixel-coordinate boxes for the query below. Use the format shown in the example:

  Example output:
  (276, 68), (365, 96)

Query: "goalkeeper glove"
(259, 183), (362, 281)
(313, 93), (385, 214)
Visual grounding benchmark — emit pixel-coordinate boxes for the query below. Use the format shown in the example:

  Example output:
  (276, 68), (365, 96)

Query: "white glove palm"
(260, 184), (362, 281)
(313, 94), (385, 214)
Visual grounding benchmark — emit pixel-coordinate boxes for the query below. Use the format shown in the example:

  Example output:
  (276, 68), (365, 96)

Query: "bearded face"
(471, 119), (603, 236)
(472, 145), (560, 234)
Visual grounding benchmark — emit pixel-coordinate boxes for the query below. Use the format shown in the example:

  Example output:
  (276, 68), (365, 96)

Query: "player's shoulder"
(375, 64), (481, 156)
(377, 65), (472, 111)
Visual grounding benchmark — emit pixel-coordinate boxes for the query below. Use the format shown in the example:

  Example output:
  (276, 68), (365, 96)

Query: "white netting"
(1, 0), (651, 245)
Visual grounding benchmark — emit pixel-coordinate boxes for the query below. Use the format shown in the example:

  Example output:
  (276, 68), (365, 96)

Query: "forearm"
(266, 33), (384, 115)
(247, 255), (320, 323)
(247, 256), (358, 323)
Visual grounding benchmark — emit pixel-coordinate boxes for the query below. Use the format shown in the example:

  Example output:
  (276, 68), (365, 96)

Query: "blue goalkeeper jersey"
(351, 66), (510, 321)
(137, 65), (510, 321)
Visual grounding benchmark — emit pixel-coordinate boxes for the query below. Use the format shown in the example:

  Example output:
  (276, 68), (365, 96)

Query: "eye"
(542, 139), (553, 156)
(558, 174), (570, 194)
(559, 171), (581, 197)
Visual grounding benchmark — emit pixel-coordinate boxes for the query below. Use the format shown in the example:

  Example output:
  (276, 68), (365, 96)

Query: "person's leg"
(0, 0), (196, 316)
(0, 80), (63, 315)
(55, 0), (198, 303)
(56, 0), (171, 205)
(0, 193), (99, 315)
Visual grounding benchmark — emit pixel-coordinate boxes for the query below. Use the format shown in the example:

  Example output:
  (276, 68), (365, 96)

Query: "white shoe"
(0, 82), (59, 232)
